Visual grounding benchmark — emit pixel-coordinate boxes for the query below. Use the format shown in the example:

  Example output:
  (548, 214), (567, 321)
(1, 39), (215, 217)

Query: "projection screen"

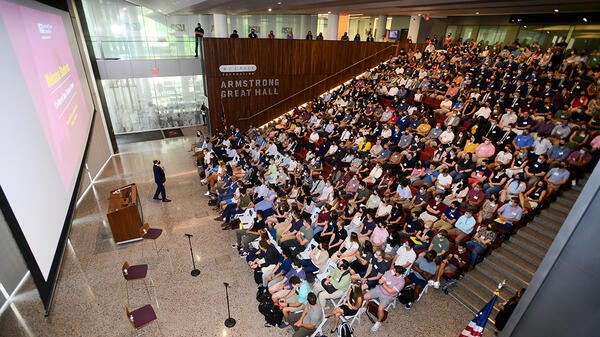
(0, 0), (95, 313)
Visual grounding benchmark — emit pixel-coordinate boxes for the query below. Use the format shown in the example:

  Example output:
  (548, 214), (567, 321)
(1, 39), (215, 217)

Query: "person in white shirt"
(532, 136), (552, 156)
(391, 240), (417, 269)
(499, 108), (518, 129)
(474, 103), (492, 119)
(363, 163), (383, 185)
(438, 128), (455, 145)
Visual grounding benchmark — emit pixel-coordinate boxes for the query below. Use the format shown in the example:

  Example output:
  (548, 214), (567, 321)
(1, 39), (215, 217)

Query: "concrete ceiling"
(132, 0), (600, 17)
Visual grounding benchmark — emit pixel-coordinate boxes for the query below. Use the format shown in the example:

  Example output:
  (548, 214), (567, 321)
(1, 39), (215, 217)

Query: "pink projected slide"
(0, 1), (91, 190)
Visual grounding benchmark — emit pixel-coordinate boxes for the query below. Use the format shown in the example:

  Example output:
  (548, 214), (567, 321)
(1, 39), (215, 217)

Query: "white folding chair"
(341, 304), (367, 327)
(329, 286), (350, 308)
(299, 239), (318, 260)
(316, 259), (336, 282)
(233, 208), (256, 229)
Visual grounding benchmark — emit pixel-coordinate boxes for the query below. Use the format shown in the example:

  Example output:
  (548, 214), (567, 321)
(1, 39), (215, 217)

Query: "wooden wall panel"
(203, 38), (421, 132)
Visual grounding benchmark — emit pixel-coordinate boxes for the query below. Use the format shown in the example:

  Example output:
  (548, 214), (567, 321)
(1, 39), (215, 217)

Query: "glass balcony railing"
(90, 37), (200, 60)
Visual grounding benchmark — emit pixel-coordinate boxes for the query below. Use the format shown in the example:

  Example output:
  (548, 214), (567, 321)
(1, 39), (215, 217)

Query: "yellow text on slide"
(66, 104), (78, 126)
(45, 64), (71, 88)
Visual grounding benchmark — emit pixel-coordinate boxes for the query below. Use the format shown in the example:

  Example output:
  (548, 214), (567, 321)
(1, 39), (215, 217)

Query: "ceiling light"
(277, 1), (282, 4)
(554, 9), (559, 13)
(327, 11), (331, 14)
(268, 8), (272, 12)
(583, 17), (588, 22)
(524, 25), (527, 28)
(475, 12), (479, 15)
(417, 13), (422, 16)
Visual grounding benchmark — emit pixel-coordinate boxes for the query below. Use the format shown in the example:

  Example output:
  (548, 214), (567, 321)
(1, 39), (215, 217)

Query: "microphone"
(184, 233), (193, 237)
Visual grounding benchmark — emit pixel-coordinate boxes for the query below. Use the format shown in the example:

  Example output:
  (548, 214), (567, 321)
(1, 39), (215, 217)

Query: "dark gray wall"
(503, 164), (600, 336)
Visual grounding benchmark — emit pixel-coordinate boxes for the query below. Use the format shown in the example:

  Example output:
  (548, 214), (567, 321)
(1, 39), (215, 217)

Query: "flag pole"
(459, 279), (507, 337)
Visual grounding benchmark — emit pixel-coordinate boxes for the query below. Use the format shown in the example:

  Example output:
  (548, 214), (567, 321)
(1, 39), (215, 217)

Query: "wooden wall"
(203, 38), (417, 132)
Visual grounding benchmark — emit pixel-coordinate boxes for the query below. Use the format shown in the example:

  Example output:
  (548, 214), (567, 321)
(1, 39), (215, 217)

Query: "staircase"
(447, 182), (585, 325)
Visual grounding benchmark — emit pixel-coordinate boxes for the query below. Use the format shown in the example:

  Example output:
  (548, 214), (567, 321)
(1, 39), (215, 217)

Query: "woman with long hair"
(325, 282), (364, 333)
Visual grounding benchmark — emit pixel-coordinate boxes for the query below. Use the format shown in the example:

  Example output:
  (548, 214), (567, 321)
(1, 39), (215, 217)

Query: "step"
(464, 269), (515, 301)
(527, 220), (559, 239)
(535, 213), (564, 231)
(555, 195), (576, 208)
(500, 240), (543, 267)
(489, 249), (538, 283)
(550, 201), (572, 215)
(509, 234), (547, 258)
(561, 189), (580, 201)
(485, 253), (533, 288)
(450, 283), (501, 324)
(519, 225), (555, 245)
(544, 204), (570, 218)
(476, 261), (529, 291)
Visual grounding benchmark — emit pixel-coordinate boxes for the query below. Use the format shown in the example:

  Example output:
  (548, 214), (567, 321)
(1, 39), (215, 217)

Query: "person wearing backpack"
(363, 265), (406, 331)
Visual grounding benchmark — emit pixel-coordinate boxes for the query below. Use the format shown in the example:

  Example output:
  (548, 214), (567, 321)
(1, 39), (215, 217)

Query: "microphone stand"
(184, 234), (200, 277)
(223, 282), (236, 327)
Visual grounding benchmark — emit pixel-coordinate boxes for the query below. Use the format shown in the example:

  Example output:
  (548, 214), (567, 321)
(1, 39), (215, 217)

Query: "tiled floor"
(0, 130), (493, 337)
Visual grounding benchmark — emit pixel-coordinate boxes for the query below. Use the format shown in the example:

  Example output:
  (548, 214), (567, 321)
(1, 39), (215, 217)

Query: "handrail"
(238, 44), (398, 121)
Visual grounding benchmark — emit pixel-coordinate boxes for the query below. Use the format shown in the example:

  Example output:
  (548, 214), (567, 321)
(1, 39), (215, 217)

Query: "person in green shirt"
(311, 259), (352, 308)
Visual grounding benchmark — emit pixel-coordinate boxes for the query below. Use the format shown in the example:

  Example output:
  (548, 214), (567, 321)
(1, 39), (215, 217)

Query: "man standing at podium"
(153, 159), (171, 202)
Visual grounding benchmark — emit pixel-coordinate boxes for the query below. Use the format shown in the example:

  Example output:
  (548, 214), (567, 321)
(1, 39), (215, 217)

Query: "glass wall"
(446, 23), (600, 51)
(81, 0), (209, 59)
(228, 14), (318, 39)
(102, 75), (207, 134)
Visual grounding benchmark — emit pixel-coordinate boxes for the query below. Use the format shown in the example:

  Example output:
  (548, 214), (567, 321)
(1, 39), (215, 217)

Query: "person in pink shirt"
(475, 138), (496, 159)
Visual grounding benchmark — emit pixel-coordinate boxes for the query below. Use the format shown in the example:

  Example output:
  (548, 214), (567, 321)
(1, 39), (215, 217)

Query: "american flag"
(459, 295), (497, 337)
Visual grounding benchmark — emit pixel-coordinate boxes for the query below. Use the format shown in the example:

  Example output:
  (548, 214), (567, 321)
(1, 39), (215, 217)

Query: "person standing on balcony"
(248, 28), (258, 39)
(194, 23), (204, 57)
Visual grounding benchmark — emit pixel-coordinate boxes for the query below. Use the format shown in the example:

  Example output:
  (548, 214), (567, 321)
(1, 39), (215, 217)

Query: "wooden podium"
(107, 184), (144, 244)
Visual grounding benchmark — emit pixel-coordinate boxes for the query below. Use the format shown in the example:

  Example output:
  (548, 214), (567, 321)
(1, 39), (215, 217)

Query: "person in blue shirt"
(447, 209), (476, 244)
(278, 276), (311, 327)
(404, 250), (437, 309)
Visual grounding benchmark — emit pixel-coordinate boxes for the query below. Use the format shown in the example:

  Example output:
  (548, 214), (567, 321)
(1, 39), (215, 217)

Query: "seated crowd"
(191, 40), (600, 335)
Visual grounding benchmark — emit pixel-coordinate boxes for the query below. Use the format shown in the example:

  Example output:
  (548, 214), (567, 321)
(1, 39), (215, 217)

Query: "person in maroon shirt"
(464, 183), (486, 211)
(432, 242), (471, 287)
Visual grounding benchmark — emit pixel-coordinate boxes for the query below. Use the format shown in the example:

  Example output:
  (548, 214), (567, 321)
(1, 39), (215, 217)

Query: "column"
(376, 16), (387, 41)
(327, 13), (338, 40)
(408, 15), (421, 43)
(213, 14), (228, 38)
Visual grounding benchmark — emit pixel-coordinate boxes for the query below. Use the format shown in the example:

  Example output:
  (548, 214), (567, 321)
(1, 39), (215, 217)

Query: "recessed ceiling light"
(475, 12), (479, 15)
(268, 8), (272, 12)
(277, 1), (282, 4)
(327, 11), (331, 14)
(554, 9), (559, 13)
(417, 13), (422, 16)
(583, 17), (588, 22)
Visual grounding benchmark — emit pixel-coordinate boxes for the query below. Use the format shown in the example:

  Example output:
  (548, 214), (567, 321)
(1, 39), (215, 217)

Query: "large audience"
(191, 39), (599, 336)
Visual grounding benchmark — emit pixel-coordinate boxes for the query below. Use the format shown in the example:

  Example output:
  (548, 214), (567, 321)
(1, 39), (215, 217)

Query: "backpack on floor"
(398, 284), (415, 305)
(258, 299), (282, 326)
(367, 300), (388, 322)
(253, 268), (263, 285)
(338, 322), (353, 337)
(256, 286), (270, 302)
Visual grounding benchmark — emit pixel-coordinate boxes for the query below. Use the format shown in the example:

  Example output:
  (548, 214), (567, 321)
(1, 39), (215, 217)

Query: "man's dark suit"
(153, 163), (167, 201)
